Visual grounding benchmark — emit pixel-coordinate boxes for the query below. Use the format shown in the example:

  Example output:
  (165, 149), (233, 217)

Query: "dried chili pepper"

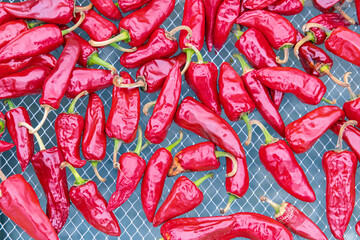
(250, 120), (315, 202)
(153, 173), (214, 227)
(261, 196), (327, 240)
(107, 127), (146, 212)
(60, 162), (121, 236)
(4, 100), (33, 171)
(266, 0), (304, 16)
(331, 120), (360, 161)
(0, 20), (37, 49)
(18, 122), (70, 233)
(91, 0), (122, 20)
(323, 120), (357, 240)
(82, 93), (107, 182)
(0, 3), (15, 26)
(236, 10), (297, 64)
(243, 0), (277, 10)
(342, 73), (360, 126)
(142, 131), (183, 223)
(0, 169), (59, 240)
(285, 106), (344, 154)
(143, 61), (181, 144)
(118, 0), (151, 12)
(0, 141), (15, 153)
(203, 0), (222, 51)
(55, 91), (88, 168)
(313, 0), (355, 25)
(106, 72), (140, 169)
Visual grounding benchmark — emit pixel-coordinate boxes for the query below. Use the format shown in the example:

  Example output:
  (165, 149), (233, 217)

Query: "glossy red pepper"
(91, 0), (122, 20)
(141, 131), (183, 223)
(233, 54), (285, 137)
(66, 68), (114, 98)
(243, 0), (277, 10)
(107, 72), (140, 168)
(285, 106), (344, 154)
(323, 120), (357, 240)
(331, 120), (360, 161)
(0, 20), (31, 49)
(342, 73), (360, 127)
(203, 0), (223, 51)
(0, 3), (15, 26)
(266, 0), (304, 16)
(82, 93), (107, 182)
(312, 0), (354, 24)
(153, 173), (213, 227)
(0, 141), (15, 153)
(61, 163), (121, 236)
(261, 196), (327, 240)
(4, 100), (33, 172)
(118, 0), (151, 12)
(107, 127), (146, 212)
(184, 44), (221, 115)
(144, 61), (181, 144)
(55, 91), (88, 168)
(0, 171), (59, 240)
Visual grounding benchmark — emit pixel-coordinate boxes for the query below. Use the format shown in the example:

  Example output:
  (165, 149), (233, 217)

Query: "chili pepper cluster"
(1, 0), (360, 239)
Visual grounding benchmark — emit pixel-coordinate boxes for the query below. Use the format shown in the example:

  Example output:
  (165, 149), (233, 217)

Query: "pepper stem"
(276, 47), (290, 64)
(185, 43), (203, 64)
(260, 196), (281, 214)
(334, 3), (356, 25)
(89, 30), (130, 47)
(166, 131), (183, 153)
(321, 97), (336, 105)
(0, 169), (7, 182)
(181, 48), (194, 75)
(166, 25), (193, 39)
(30, 105), (52, 134)
(242, 114), (253, 146)
(232, 29), (244, 40)
(343, 72), (358, 100)
(88, 52), (117, 75)
(320, 65), (349, 87)
(91, 161), (106, 182)
(249, 119), (275, 144)
(27, 20), (43, 29)
(109, 42), (137, 53)
(113, 75), (147, 91)
(140, 140), (151, 152)
(193, 173), (214, 187)
(294, 33), (314, 59)
(133, 126), (143, 156)
(60, 162), (87, 185)
(4, 99), (16, 110)
(336, 120), (357, 151)
(233, 54), (252, 75)
(0, 119), (4, 135)
(75, 3), (93, 12)
(113, 139), (122, 169)
(303, 23), (332, 36)
(220, 194), (238, 214)
(215, 151), (238, 178)
(68, 91), (88, 114)
(143, 101), (157, 116)
(18, 122), (45, 151)
(62, 12), (85, 36)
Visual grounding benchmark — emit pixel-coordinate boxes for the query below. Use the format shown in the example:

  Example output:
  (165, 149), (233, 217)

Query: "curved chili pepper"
(261, 196), (327, 240)
(4, 100), (33, 172)
(144, 61), (181, 144)
(107, 127), (146, 212)
(243, 0), (277, 10)
(236, 10), (297, 64)
(0, 20), (31, 49)
(313, 0), (355, 25)
(342, 73), (360, 127)
(91, 0), (122, 20)
(55, 91), (88, 168)
(0, 171), (59, 240)
(285, 106), (344, 154)
(66, 68), (114, 98)
(0, 141), (15, 153)
(107, 72), (140, 168)
(331, 120), (360, 161)
(82, 93), (107, 182)
(184, 44), (221, 115)
(118, 0), (151, 13)
(0, 112), (5, 138)
(203, 0), (222, 52)
(233, 54), (285, 137)
(61, 163), (121, 236)
(153, 173), (213, 227)
(0, 3), (15, 26)
(323, 120), (357, 240)
(142, 131), (183, 223)
(266, 0), (304, 16)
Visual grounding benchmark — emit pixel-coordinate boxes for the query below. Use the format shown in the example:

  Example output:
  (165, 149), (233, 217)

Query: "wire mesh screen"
(0, 0), (360, 239)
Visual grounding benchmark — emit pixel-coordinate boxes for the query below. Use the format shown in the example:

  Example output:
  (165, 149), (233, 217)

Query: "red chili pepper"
(4, 100), (33, 172)
(203, 0), (222, 52)
(213, 0), (241, 51)
(66, 68), (114, 99)
(312, 0), (355, 25)
(285, 106), (344, 154)
(331, 120), (360, 161)
(118, 0), (151, 12)
(107, 127), (146, 212)
(323, 120), (357, 240)
(0, 20), (33, 49)
(341, 73), (360, 127)
(0, 141), (15, 153)
(0, 3), (15, 26)
(184, 44), (222, 115)
(0, 170), (59, 240)
(106, 72), (140, 168)
(251, 120), (315, 202)
(261, 196), (327, 240)
(243, 0), (277, 10)
(153, 173), (213, 227)
(144, 61), (182, 144)
(60, 162), (121, 236)
(266, 0), (304, 15)
(236, 10), (297, 64)
(233, 54), (285, 137)
(141, 131), (183, 223)
(91, 0), (122, 20)
(55, 91), (88, 168)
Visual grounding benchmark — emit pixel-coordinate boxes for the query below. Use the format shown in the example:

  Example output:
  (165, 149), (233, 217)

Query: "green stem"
(61, 12), (85, 36)
(321, 97), (336, 105)
(241, 114), (252, 145)
(113, 139), (122, 168)
(165, 131), (183, 153)
(233, 30), (244, 40)
(233, 54), (252, 74)
(27, 21), (43, 29)
(220, 194), (238, 214)
(114, 2), (119, 7)
(133, 127), (143, 156)
(89, 30), (130, 47)
(0, 119), (4, 135)
(181, 48), (194, 75)
(88, 52), (116, 74)
(4, 99), (16, 110)
(68, 91), (88, 114)
(260, 196), (281, 214)
(91, 161), (106, 182)
(140, 140), (151, 152)
(249, 120), (275, 144)
(185, 43), (203, 64)
(61, 162), (87, 185)
(193, 173), (214, 187)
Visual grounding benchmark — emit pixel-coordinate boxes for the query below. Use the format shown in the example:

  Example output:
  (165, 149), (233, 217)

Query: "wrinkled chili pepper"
(0, 170), (59, 240)
(60, 162), (121, 236)
(250, 120), (315, 202)
(118, 0), (151, 12)
(184, 43), (222, 115)
(331, 120), (360, 161)
(107, 127), (146, 212)
(203, 0), (222, 52)
(261, 196), (327, 240)
(142, 131), (183, 223)
(243, 0), (277, 10)
(82, 93), (107, 182)
(91, 0), (122, 20)
(0, 20), (38, 49)
(233, 54), (285, 137)
(323, 120), (357, 240)
(153, 173), (214, 227)
(4, 100), (33, 172)
(18, 122), (70, 233)
(313, 0), (355, 25)
(107, 72), (140, 169)
(143, 61), (181, 144)
(266, 0), (304, 16)
(0, 3), (15, 26)
(285, 106), (344, 154)
(55, 91), (88, 168)
(0, 141), (15, 153)
(236, 10), (297, 64)
(342, 73), (360, 126)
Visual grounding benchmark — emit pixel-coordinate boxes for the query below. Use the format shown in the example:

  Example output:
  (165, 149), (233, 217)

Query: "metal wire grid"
(1, 1), (360, 239)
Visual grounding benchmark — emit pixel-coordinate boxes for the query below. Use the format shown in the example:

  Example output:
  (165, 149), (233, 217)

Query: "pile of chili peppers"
(1, 0), (360, 239)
